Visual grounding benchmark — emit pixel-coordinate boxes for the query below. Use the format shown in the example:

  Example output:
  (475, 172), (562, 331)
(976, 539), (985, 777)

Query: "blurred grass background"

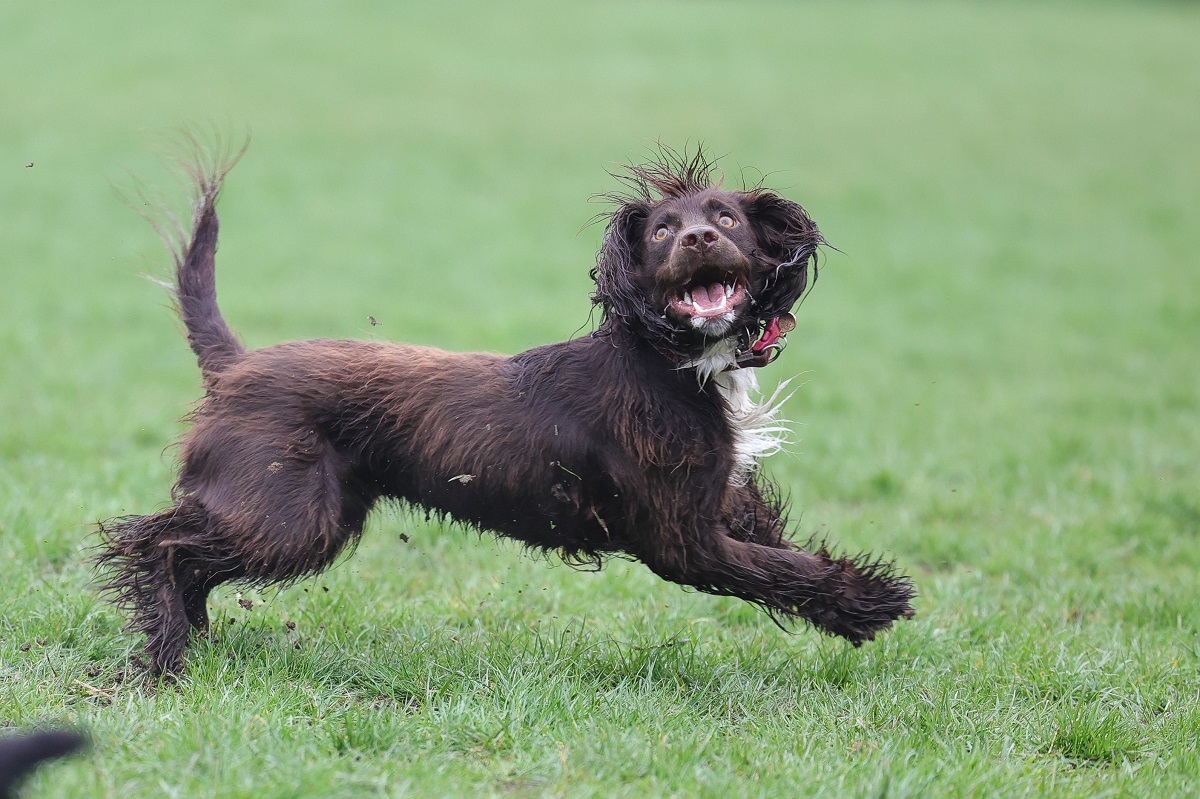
(1, 1), (1198, 797)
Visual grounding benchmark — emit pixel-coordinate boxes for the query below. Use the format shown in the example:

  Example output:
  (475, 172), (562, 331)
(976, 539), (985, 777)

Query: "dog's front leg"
(641, 494), (915, 644)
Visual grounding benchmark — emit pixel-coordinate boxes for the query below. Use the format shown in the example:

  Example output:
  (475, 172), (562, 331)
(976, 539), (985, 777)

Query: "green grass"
(2, 0), (1199, 796)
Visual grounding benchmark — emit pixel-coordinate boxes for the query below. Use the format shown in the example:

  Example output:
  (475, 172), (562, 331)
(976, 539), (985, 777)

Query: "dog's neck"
(666, 316), (791, 374)
(678, 338), (740, 383)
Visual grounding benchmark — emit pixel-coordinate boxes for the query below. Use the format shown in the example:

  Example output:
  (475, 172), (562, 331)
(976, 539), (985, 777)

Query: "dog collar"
(732, 312), (796, 370)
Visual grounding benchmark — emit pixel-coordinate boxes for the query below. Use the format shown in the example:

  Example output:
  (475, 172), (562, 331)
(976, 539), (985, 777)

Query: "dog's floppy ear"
(591, 201), (652, 331)
(740, 189), (824, 317)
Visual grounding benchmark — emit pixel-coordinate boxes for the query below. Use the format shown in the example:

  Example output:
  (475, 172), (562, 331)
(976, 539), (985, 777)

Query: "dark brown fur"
(97, 146), (914, 675)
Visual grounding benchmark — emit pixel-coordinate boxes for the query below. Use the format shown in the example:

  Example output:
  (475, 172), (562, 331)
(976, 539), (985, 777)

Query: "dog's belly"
(367, 400), (622, 557)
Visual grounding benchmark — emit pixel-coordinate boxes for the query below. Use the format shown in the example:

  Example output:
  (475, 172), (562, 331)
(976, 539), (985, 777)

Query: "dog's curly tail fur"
(174, 146), (245, 382)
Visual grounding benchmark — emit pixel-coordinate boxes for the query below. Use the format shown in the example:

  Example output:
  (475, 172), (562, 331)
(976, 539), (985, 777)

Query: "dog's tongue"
(691, 282), (726, 312)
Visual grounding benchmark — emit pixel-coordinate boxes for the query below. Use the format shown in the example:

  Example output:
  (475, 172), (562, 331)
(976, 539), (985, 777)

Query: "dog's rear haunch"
(97, 146), (914, 675)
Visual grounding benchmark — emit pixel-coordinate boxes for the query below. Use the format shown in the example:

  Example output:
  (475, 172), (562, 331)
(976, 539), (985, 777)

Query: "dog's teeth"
(725, 283), (734, 298)
(684, 291), (693, 306)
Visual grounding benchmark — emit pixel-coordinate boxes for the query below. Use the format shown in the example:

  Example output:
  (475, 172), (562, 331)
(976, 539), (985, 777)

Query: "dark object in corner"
(0, 730), (86, 798)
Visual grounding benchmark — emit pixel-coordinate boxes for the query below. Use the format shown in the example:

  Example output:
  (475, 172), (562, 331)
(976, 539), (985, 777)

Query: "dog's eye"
(717, 213), (736, 228)
(653, 225), (670, 241)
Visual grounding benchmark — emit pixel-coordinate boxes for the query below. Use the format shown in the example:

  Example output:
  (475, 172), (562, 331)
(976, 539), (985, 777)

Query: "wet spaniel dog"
(98, 146), (914, 675)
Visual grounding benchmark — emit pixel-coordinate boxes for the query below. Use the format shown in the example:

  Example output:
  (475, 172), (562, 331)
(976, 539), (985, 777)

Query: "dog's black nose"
(678, 225), (719, 252)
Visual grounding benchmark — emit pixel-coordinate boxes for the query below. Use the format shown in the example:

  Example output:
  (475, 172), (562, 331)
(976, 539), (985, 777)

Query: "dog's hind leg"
(100, 422), (373, 674)
(95, 501), (217, 674)
(177, 557), (242, 635)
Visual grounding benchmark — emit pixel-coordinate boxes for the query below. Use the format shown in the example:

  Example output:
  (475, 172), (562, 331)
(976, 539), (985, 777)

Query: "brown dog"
(98, 147), (914, 675)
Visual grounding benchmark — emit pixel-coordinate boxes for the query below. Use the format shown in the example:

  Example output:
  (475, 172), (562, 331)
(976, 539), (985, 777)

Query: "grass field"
(2, 1), (1199, 796)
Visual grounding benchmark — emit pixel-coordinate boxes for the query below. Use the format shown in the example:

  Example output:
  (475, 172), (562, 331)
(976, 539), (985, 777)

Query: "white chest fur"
(683, 340), (792, 486)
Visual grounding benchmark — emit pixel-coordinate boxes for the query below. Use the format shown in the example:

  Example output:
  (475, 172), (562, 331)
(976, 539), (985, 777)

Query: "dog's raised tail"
(171, 144), (247, 381)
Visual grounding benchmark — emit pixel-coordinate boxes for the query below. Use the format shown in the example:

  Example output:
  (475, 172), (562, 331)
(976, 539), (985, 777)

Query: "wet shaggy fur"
(97, 146), (915, 675)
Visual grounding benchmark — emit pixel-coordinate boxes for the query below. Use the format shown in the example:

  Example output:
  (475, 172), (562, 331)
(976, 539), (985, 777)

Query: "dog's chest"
(707, 358), (787, 486)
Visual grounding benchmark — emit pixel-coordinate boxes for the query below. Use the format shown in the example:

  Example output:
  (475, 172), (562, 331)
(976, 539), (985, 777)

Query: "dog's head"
(592, 147), (823, 362)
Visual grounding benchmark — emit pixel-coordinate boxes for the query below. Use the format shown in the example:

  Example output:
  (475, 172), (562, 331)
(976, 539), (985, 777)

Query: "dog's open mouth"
(667, 274), (747, 329)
